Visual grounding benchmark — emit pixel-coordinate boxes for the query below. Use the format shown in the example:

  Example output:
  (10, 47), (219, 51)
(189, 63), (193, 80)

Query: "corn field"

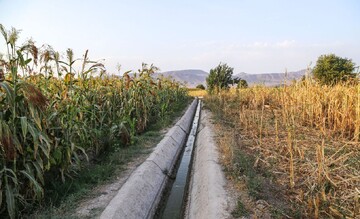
(206, 80), (360, 218)
(0, 24), (187, 218)
(187, 88), (207, 97)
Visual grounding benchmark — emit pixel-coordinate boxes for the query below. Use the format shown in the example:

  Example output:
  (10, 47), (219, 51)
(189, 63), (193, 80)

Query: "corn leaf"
(20, 116), (28, 139)
(5, 183), (15, 219)
(0, 179), (2, 208)
(20, 170), (44, 198)
(0, 82), (14, 104)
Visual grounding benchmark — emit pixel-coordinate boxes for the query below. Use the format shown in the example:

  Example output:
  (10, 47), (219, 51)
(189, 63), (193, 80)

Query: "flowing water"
(159, 100), (201, 219)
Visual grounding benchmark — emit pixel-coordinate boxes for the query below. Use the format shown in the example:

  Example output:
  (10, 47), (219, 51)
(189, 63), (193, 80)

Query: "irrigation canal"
(158, 100), (201, 218)
(100, 98), (230, 219)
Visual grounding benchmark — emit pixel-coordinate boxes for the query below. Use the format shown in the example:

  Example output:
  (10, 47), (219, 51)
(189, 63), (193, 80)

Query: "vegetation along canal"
(159, 100), (201, 219)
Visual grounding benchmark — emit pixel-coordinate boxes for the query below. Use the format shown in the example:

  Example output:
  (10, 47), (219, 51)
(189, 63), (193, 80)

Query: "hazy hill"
(135, 69), (306, 88)
(153, 69), (208, 88)
(233, 70), (306, 86)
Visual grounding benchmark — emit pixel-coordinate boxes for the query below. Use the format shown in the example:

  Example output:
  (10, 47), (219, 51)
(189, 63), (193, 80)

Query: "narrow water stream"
(159, 100), (201, 219)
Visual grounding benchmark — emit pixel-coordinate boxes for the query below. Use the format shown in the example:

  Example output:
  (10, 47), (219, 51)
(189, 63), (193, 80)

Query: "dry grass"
(206, 80), (360, 218)
(187, 88), (207, 97)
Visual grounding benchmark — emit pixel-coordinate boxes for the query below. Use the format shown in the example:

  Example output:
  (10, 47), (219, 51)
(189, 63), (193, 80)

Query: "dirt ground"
(74, 153), (151, 218)
(72, 126), (173, 218)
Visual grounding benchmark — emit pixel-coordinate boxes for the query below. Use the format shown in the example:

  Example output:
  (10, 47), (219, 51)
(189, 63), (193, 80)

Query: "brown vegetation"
(206, 80), (360, 218)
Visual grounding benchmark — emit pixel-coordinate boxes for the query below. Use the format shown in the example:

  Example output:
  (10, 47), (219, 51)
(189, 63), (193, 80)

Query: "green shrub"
(313, 54), (356, 85)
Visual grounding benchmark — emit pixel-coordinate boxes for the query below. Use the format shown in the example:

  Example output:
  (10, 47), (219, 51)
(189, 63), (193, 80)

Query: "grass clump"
(231, 199), (249, 218)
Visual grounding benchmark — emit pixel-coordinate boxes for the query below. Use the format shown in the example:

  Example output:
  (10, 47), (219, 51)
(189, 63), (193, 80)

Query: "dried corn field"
(0, 24), (188, 218)
(206, 81), (360, 218)
(187, 88), (207, 97)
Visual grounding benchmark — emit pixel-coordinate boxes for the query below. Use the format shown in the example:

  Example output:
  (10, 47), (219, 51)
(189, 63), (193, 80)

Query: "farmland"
(205, 81), (360, 218)
(1, 21), (360, 219)
(0, 24), (188, 218)
(187, 88), (207, 97)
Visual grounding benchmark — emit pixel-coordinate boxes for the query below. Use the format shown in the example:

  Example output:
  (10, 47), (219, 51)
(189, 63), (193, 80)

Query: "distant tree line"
(206, 54), (358, 93)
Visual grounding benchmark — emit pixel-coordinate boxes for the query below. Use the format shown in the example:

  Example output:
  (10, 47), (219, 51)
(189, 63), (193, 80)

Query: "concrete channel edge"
(100, 99), (198, 219)
(185, 109), (231, 219)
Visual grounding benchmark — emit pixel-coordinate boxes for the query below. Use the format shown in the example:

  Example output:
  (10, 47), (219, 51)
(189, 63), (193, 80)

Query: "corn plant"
(0, 24), (51, 218)
(0, 24), (188, 218)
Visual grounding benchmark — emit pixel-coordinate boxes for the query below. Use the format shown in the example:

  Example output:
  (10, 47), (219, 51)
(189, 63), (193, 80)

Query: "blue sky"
(0, 0), (359, 74)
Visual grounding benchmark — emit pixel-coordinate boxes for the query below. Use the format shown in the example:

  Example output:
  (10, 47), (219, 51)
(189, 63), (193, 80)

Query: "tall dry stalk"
(287, 131), (295, 189)
(205, 79), (360, 218)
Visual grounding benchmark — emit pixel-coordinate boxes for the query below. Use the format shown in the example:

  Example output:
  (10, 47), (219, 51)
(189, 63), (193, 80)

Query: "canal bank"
(100, 99), (198, 219)
(100, 99), (233, 219)
(185, 109), (233, 219)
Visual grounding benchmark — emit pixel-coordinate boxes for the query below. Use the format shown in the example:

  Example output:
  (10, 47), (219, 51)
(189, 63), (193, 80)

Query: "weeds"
(206, 79), (360, 218)
(231, 199), (249, 218)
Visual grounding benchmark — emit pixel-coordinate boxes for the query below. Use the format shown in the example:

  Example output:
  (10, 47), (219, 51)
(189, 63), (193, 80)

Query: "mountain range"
(154, 69), (306, 87)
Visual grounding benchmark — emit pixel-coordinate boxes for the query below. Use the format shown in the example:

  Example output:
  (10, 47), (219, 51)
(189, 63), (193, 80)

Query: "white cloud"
(251, 41), (270, 48)
(275, 40), (296, 48)
(244, 40), (296, 48)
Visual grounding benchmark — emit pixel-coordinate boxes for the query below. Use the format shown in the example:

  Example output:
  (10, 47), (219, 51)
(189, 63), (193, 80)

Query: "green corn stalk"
(0, 23), (188, 218)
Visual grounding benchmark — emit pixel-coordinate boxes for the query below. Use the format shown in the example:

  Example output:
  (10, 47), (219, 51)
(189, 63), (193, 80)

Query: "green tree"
(313, 54), (356, 85)
(237, 78), (248, 89)
(206, 63), (234, 94)
(196, 84), (205, 90)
